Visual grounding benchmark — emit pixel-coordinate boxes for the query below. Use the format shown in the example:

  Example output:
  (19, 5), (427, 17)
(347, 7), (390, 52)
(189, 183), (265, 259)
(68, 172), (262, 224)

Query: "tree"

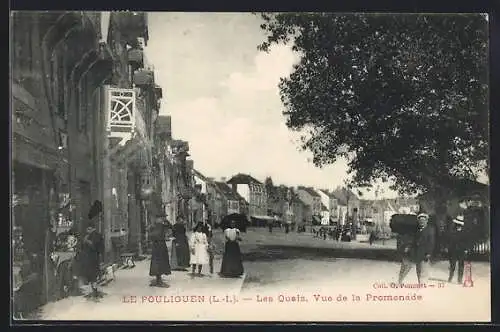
(257, 13), (489, 231)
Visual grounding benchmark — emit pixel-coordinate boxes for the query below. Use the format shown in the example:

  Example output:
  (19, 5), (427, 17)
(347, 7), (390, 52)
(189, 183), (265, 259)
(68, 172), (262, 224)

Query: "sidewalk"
(36, 251), (246, 321)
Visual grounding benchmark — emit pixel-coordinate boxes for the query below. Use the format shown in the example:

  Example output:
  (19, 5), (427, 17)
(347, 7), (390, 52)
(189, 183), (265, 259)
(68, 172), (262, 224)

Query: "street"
(34, 227), (491, 322)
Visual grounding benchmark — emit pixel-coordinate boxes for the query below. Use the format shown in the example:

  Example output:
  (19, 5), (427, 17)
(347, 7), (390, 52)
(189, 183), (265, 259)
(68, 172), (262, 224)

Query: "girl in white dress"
(189, 223), (209, 276)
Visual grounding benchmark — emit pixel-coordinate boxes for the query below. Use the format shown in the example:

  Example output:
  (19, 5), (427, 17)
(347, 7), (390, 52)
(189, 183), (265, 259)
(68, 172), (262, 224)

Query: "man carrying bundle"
(394, 213), (436, 285)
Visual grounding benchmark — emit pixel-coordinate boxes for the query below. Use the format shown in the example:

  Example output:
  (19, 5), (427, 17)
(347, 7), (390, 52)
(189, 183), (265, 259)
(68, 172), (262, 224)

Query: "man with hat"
(398, 213), (436, 284)
(446, 215), (468, 283)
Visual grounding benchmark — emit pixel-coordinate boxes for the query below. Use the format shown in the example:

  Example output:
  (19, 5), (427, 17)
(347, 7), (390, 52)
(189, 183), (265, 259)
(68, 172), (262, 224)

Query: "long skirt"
(220, 241), (244, 278)
(149, 241), (171, 277)
(171, 238), (190, 270)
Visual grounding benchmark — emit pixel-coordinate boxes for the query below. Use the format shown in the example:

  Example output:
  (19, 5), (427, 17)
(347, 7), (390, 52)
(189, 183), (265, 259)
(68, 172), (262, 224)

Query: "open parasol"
(220, 213), (249, 232)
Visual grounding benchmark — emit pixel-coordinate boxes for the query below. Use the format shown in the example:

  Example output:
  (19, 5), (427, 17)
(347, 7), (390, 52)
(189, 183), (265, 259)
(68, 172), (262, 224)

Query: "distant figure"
(369, 230), (376, 245)
(220, 220), (244, 278)
(398, 213), (436, 284)
(268, 220), (273, 233)
(170, 219), (190, 271)
(148, 215), (171, 287)
(189, 222), (210, 276)
(447, 215), (468, 284)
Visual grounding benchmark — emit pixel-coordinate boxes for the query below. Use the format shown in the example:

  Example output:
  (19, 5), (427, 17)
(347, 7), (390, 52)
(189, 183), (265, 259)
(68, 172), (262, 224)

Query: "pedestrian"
(202, 222), (215, 274)
(268, 219), (273, 233)
(170, 218), (190, 271)
(79, 201), (105, 299)
(148, 215), (171, 287)
(369, 230), (376, 245)
(398, 213), (436, 284)
(220, 220), (244, 278)
(189, 222), (210, 276)
(446, 215), (468, 284)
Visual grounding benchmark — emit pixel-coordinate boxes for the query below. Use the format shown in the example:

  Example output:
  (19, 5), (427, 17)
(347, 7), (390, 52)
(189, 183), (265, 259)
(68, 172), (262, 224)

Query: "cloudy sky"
(145, 12), (400, 199)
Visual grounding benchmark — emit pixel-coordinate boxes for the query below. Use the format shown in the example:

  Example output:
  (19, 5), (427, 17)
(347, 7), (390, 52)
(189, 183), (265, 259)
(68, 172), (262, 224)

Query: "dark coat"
(171, 223), (190, 268)
(410, 225), (436, 262)
(446, 228), (469, 259)
(78, 230), (104, 283)
(149, 223), (171, 276)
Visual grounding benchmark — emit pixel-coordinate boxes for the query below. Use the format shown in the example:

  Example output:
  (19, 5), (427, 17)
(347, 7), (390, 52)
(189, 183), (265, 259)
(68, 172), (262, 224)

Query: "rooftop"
(227, 173), (262, 185)
(298, 186), (321, 197)
(214, 181), (244, 202)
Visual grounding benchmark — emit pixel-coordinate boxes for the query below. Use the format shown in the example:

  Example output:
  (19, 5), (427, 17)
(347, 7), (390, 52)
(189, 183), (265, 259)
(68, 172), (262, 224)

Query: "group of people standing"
(148, 216), (245, 287)
(397, 193), (487, 285)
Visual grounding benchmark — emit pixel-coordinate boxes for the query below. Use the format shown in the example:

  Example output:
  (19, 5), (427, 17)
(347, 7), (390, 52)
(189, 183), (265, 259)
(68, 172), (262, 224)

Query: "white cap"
(417, 213), (429, 219)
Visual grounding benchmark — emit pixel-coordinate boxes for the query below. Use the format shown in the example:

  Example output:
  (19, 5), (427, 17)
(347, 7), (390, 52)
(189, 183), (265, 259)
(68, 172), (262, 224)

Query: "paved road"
(29, 227), (490, 322)
(233, 228), (491, 322)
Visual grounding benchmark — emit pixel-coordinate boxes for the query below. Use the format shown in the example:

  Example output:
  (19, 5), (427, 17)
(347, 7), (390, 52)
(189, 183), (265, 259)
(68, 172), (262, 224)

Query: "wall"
(234, 184), (250, 208)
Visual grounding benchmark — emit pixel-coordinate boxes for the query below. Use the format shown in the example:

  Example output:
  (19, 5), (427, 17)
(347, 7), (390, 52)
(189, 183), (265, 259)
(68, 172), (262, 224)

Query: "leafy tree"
(257, 13), (489, 229)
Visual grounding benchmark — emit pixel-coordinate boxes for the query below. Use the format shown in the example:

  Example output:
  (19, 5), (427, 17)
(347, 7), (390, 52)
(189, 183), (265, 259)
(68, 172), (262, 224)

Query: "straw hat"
(453, 215), (465, 226)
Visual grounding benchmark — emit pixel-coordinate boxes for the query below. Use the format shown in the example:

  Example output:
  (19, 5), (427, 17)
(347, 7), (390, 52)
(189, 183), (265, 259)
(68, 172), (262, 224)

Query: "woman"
(170, 219), (190, 271)
(79, 221), (104, 299)
(75, 200), (105, 299)
(189, 222), (210, 276)
(220, 220), (244, 278)
(149, 215), (171, 287)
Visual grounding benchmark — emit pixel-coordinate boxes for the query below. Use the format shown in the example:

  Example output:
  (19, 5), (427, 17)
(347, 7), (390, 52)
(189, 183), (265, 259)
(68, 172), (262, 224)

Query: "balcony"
(133, 69), (154, 87)
(128, 48), (144, 70)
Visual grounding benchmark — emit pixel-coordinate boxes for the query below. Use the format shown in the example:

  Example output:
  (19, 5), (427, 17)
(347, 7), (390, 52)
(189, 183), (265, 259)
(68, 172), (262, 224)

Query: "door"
(77, 181), (91, 234)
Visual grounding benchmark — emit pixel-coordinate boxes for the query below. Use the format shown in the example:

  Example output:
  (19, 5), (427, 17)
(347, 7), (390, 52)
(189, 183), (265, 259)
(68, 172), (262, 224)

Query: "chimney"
(207, 177), (214, 181)
(221, 177), (227, 182)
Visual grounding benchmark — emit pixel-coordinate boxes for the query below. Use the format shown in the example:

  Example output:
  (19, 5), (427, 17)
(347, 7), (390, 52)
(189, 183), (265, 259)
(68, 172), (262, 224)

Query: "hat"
(88, 200), (103, 220)
(417, 213), (429, 219)
(453, 215), (465, 226)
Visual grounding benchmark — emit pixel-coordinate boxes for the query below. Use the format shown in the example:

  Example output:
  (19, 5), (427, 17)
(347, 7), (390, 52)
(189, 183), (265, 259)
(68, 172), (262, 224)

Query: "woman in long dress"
(171, 220), (190, 271)
(189, 222), (210, 276)
(149, 216), (171, 287)
(220, 220), (244, 278)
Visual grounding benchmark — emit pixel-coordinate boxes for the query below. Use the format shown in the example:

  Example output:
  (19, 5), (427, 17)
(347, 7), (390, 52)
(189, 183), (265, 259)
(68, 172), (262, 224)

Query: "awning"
(251, 215), (275, 221)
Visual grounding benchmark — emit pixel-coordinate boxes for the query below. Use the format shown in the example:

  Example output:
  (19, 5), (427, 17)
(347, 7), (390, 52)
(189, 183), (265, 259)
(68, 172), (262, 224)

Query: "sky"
(144, 12), (489, 200)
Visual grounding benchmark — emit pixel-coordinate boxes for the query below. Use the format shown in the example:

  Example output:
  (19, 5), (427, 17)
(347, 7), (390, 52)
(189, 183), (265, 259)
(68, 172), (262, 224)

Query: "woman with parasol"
(220, 219), (244, 278)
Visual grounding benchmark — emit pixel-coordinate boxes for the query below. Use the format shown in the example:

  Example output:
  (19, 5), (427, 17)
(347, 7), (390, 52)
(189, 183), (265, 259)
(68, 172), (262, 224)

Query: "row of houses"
(189, 171), (422, 228)
(11, 11), (206, 311)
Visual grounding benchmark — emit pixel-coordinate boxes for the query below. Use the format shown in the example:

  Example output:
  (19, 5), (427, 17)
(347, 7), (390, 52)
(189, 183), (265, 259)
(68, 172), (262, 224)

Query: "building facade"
(296, 187), (322, 225)
(227, 173), (267, 218)
(11, 11), (159, 312)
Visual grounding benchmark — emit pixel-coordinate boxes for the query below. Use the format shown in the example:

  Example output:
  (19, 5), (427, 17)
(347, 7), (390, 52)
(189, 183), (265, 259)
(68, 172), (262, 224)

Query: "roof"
(192, 169), (209, 182)
(214, 181), (244, 201)
(332, 188), (359, 205)
(298, 186), (321, 197)
(227, 173), (262, 185)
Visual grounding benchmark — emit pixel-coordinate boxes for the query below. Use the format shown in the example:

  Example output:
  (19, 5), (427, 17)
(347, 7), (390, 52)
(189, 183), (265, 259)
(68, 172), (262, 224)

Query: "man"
(446, 215), (468, 284)
(398, 213), (436, 284)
